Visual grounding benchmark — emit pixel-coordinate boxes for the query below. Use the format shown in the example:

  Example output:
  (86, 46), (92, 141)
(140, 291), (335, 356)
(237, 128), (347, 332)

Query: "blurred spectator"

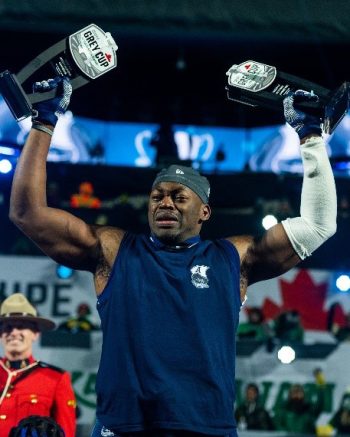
(70, 181), (101, 209)
(95, 213), (109, 226)
(237, 307), (271, 341)
(338, 194), (350, 219)
(273, 379), (326, 434)
(272, 309), (304, 343)
(10, 235), (40, 255)
(313, 367), (327, 386)
(150, 122), (179, 166)
(235, 383), (274, 431)
(47, 181), (62, 208)
(258, 198), (295, 222)
(58, 302), (99, 333)
(333, 311), (350, 342)
(277, 197), (295, 221)
(328, 390), (350, 434)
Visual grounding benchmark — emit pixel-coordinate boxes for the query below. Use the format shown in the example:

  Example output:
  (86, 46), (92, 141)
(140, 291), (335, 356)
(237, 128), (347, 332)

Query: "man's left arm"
(230, 91), (337, 287)
(52, 371), (77, 437)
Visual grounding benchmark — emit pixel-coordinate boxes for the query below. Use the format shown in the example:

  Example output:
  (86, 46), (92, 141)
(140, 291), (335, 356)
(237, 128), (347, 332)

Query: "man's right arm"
(9, 126), (106, 272)
(9, 77), (126, 294)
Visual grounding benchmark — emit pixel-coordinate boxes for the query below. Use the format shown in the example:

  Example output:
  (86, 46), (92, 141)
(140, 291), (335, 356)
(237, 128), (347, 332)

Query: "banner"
(1, 255), (350, 427)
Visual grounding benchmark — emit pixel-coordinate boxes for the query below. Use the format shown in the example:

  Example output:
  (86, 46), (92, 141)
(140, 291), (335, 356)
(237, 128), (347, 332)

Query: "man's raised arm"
(231, 90), (337, 292)
(9, 78), (102, 271)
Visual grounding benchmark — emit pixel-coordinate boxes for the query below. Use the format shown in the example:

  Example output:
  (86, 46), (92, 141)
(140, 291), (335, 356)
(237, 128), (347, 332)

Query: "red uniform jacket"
(0, 357), (76, 437)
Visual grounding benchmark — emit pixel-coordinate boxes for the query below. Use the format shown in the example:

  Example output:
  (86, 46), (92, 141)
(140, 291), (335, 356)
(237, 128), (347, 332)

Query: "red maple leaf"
(257, 270), (346, 331)
(105, 53), (112, 62)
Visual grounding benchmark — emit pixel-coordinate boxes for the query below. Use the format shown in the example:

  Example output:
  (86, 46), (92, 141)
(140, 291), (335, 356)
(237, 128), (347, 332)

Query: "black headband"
(152, 165), (210, 203)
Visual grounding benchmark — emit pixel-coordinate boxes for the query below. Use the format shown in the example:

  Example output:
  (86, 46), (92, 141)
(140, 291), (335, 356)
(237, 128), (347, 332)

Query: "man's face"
(246, 386), (259, 402)
(289, 385), (305, 401)
(0, 321), (39, 360)
(148, 182), (211, 244)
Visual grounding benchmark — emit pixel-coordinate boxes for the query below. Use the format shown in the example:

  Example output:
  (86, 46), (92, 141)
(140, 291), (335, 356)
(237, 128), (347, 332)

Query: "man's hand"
(283, 89), (322, 139)
(32, 76), (72, 127)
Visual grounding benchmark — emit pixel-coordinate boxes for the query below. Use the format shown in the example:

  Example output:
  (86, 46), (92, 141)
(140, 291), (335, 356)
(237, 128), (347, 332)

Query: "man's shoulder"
(38, 361), (66, 374)
(97, 226), (128, 262)
(97, 225), (127, 243)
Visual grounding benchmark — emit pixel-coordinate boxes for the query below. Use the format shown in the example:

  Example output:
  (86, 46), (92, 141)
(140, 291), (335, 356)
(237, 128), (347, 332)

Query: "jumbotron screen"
(0, 96), (349, 174)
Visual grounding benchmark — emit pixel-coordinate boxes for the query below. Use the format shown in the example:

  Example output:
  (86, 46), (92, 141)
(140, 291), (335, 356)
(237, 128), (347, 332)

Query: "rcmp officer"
(0, 293), (76, 437)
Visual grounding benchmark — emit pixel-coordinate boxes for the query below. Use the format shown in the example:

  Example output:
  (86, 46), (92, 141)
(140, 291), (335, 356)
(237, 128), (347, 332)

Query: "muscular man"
(0, 293), (76, 437)
(9, 78), (336, 437)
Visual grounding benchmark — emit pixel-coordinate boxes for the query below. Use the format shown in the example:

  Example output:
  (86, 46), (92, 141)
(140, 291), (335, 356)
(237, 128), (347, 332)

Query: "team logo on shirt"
(101, 426), (119, 436)
(190, 265), (210, 289)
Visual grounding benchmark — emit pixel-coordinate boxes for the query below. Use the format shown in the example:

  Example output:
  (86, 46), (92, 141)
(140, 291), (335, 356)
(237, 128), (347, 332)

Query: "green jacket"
(274, 388), (325, 434)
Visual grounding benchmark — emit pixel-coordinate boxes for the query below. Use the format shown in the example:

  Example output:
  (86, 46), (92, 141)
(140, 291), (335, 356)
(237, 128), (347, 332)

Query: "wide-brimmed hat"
(0, 293), (56, 331)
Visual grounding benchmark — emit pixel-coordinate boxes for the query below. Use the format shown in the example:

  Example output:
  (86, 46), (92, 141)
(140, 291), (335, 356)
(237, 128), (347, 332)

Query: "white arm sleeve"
(282, 136), (337, 260)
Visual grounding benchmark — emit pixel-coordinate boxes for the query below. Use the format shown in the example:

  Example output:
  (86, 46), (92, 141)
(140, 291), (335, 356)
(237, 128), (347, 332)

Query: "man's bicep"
(19, 206), (100, 270)
(247, 223), (301, 284)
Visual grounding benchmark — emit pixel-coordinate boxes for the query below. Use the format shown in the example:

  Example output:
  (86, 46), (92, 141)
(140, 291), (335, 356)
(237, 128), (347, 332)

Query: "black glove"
(283, 89), (322, 139)
(32, 76), (72, 126)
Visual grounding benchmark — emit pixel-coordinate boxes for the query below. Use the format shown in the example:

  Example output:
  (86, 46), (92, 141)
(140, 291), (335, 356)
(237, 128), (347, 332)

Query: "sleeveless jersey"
(96, 233), (241, 435)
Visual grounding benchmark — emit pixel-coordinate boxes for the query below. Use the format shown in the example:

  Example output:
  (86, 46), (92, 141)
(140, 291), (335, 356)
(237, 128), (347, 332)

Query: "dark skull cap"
(152, 165), (210, 204)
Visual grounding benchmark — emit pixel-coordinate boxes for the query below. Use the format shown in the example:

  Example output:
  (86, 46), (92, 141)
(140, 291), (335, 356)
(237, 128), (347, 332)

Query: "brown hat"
(0, 293), (56, 331)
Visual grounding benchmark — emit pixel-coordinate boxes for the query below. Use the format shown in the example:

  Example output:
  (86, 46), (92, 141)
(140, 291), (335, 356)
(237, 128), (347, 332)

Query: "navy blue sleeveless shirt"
(96, 233), (241, 435)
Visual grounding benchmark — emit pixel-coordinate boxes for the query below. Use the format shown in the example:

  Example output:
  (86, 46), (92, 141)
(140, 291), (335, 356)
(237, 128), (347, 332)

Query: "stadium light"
(277, 345), (296, 364)
(0, 159), (13, 174)
(262, 214), (278, 230)
(335, 274), (350, 292)
(56, 264), (74, 280)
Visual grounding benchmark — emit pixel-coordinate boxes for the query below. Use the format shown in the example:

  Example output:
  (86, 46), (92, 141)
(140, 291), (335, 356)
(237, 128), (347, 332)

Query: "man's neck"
(150, 234), (201, 250)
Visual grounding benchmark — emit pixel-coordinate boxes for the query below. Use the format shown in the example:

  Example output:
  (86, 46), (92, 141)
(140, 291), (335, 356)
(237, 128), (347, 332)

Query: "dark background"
(1, 0), (350, 270)
(1, 0), (349, 127)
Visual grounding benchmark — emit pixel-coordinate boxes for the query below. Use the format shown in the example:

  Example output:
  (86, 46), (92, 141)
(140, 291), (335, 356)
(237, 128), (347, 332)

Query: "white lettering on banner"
(0, 255), (97, 324)
(133, 129), (215, 166)
(0, 281), (73, 317)
(2, 256), (350, 427)
(134, 130), (153, 167)
(71, 370), (97, 409)
(175, 131), (214, 161)
(235, 344), (350, 428)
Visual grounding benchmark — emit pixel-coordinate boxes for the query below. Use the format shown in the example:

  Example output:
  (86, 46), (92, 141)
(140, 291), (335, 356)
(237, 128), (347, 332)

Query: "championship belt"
(0, 23), (118, 121)
(226, 60), (350, 134)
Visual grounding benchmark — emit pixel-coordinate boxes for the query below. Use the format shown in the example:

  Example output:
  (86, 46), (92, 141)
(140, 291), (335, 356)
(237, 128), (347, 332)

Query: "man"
(58, 302), (99, 333)
(0, 293), (76, 437)
(273, 383), (326, 434)
(236, 307), (270, 341)
(272, 309), (304, 343)
(9, 76), (336, 437)
(328, 390), (350, 434)
(234, 383), (274, 431)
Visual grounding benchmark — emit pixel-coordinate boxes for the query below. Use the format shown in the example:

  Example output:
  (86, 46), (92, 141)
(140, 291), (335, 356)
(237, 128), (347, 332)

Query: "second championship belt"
(226, 60), (350, 134)
(0, 23), (118, 121)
